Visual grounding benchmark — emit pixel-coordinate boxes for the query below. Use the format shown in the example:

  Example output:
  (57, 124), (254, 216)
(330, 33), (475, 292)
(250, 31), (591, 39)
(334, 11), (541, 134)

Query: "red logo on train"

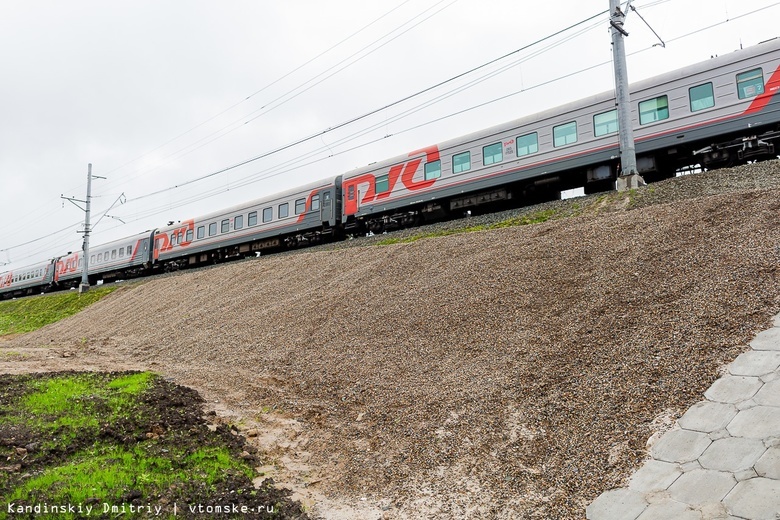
(154, 219), (195, 260)
(343, 145), (440, 216)
(0, 272), (12, 288)
(54, 253), (79, 281)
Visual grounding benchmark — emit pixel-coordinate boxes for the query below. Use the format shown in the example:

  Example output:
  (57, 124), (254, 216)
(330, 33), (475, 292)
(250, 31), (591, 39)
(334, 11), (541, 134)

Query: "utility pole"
(81, 164), (93, 293)
(62, 164), (105, 294)
(610, 0), (645, 191)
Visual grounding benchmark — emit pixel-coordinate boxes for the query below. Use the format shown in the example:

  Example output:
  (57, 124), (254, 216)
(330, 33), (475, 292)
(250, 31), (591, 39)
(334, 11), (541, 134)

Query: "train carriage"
(53, 230), (155, 288)
(152, 176), (342, 270)
(0, 259), (56, 299)
(342, 38), (780, 233)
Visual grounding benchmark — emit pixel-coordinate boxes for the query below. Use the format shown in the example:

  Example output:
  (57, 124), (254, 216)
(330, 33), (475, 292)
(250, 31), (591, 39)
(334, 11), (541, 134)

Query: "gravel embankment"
(2, 162), (780, 519)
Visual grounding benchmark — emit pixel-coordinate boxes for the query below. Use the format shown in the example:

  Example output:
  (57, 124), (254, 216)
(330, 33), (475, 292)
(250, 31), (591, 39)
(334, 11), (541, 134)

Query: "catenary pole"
(610, 0), (645, 190)
(80, 163), (92, 293)
(62, 164), (104, 294)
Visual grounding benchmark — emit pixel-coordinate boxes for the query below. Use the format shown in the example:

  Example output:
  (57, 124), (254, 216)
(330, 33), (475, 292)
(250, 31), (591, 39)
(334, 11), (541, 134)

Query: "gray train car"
(342, 38), (780, 232)
(53, 230), (155, 287)
(0, 259), (56, 299)
(153, 176), (341, 269)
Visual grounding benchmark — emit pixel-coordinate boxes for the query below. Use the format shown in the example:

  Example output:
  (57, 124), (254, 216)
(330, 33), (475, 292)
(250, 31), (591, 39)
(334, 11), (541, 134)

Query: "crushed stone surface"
(2, 162), (780, 519)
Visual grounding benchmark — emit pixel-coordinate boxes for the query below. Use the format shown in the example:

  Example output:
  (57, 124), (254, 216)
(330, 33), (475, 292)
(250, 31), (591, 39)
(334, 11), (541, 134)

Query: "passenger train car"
(2, 38), (779, 299)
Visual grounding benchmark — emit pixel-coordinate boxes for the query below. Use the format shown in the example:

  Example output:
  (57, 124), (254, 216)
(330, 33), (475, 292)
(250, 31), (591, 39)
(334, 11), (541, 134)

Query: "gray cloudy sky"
(1, 0), (778, 271)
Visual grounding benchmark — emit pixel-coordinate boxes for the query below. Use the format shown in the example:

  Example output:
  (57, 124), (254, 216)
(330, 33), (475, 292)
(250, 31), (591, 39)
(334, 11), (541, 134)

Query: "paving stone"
(761, 370), (780, 383)
(635, 499), (702, 520)
(755, 446), (780, 479)
(709, 428), (731, 441)
(651, 430), (712, 463)
(699, 437), (767, 472)
(668, 469), (737, 506)
(753, 379), (780, 407)
(723, 478), (780, 520)
(705, 376), (764, 404)
(728, 351), (780, 377)
(585, 488), (647, 520)
(628, 460), (682, 493)
(736, 398), (758, 411)
(751, 327), (780, 351)
(697, 503), (734, 519)
(734, 468), (758, 481)
(727, 406), (780, 439)
(678, 401), (737, 433)
(680, 460), (702, 472)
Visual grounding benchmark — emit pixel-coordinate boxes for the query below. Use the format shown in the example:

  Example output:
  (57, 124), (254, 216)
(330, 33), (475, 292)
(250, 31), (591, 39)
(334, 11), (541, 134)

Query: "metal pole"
(610, 0), (644, 190)
(79, 163), (92, 293)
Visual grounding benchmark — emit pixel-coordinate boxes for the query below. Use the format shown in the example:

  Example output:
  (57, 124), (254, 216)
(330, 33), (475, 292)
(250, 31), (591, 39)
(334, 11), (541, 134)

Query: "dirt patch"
(0, 372), (309, 519)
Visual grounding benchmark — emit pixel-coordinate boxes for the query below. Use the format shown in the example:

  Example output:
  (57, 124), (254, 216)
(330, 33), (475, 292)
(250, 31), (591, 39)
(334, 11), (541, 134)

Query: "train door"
(321, 190), (333, 224)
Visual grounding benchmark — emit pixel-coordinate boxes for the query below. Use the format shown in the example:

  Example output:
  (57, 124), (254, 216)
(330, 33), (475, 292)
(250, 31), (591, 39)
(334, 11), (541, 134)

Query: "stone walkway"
(587, 314), (780, 520)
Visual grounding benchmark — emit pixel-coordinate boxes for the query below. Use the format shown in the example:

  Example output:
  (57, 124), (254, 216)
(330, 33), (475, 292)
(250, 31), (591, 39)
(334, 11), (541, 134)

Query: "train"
(3, 37), (780, 299)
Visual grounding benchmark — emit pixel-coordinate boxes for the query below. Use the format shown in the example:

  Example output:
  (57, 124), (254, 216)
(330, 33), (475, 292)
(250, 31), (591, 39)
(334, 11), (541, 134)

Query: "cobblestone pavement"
(587, 313), (780, 520)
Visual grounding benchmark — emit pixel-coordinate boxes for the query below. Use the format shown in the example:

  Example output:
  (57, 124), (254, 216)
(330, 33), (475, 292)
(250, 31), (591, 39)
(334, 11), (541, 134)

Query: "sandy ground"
(2, 166), (780, 519)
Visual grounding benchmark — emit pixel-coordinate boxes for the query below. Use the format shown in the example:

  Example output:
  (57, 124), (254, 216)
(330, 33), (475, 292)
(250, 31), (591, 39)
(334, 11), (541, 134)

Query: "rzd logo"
(343, 145), (440, 215)
(154, 219), (195, 260)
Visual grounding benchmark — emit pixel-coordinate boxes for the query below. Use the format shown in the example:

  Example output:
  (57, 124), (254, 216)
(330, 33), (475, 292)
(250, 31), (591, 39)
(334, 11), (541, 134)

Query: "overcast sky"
(1, 0), (778, 271)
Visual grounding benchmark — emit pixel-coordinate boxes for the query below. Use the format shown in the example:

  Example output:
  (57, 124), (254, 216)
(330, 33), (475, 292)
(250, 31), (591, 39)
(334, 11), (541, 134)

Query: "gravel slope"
(3, 162), (780, 519)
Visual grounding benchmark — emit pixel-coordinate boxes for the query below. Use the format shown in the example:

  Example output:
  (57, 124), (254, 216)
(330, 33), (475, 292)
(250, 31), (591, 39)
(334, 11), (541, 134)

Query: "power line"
(5, 0), (779, 269)
(94, 0), (462, 196)
(122, 7), (611, 205)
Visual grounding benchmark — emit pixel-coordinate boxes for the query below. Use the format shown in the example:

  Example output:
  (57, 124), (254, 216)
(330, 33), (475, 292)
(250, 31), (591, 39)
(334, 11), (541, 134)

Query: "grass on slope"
(0, 286), (118, 336)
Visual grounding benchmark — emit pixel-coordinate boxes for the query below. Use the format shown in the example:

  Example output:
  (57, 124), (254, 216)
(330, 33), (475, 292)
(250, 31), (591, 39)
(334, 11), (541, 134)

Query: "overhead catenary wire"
(4, 0), (779, 268)
(0, 0), (419, 235)
(122, 7), (611, 205)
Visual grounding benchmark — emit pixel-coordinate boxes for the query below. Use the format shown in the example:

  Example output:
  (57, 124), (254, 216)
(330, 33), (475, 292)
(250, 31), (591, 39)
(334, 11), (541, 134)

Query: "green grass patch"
(0, 285), (118, 336)
(0, 371), (307, 519)
(377, 208), (560, 245)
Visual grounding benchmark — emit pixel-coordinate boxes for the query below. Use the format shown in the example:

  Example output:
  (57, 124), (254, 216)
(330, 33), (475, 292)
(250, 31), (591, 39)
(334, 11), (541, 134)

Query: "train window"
(127, 245), (132, 256)
(312, 194), (320, 211)
(263, 207), (273, 223)
(689, 82), (715, 112)
(279, 203), (289, 219)
(119, 248), (124, 258)
(553, 121), (578, 147)
(483, 143), (503, 165)
(111, 250), (116, 259)
(348, 185), (355, 200)
(594, 111), (618, 137)
(91, 255), (95, 264)
(170, 233), (177, 245)
(639, 96), (669, 125)
(248, 211), (257, 226)
(234, 215), (243, 230)
(424, 160), (441, 180)
(516, 133), (539, 156)
(197, 226), (205, 239)
(452, 151), (471, 173)
(376, 174), (389, 194)
(221, 219), (230, 233)
(98, 253), (103, 262)
(78, 259), (82, 268)
(209, 222), (217, 236)
(737, 68), (764, 99)
(295, 198), (306, 214)
(185, 229), (193, 242)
